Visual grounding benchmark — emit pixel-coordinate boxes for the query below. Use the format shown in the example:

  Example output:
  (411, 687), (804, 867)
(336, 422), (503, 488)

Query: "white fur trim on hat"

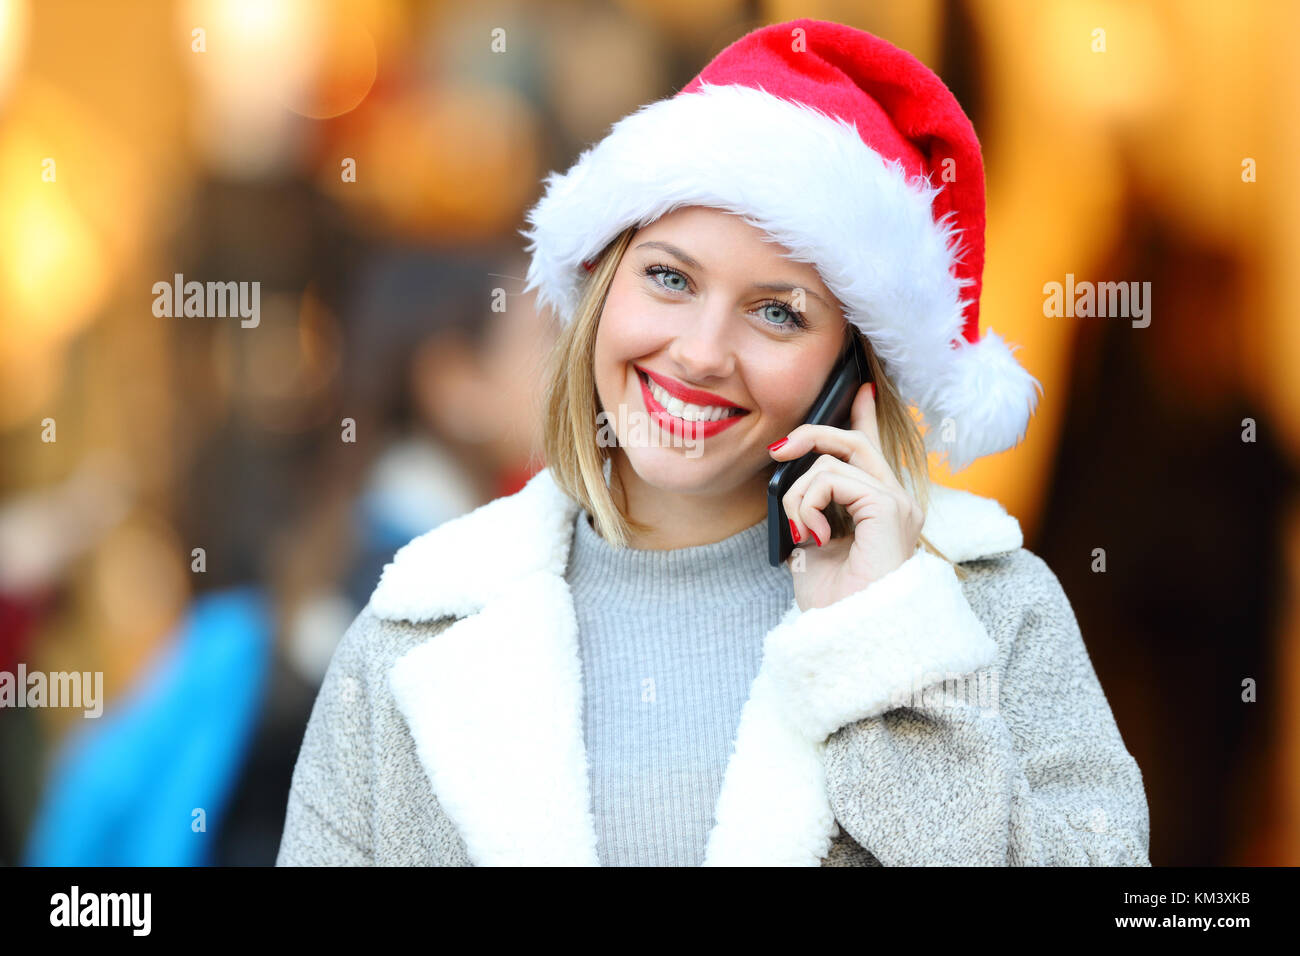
(520, 82), (1040, 471)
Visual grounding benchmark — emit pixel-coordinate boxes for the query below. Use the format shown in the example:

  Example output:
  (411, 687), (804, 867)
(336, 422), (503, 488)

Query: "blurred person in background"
(8, 0), (558, 865)
(216, 242), (554, 864)
(19, 167), (360, 866)
(334, 246), (553, 613)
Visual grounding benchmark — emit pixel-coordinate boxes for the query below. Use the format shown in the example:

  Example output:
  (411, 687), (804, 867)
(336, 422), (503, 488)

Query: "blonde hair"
(539, 225), (969, 580)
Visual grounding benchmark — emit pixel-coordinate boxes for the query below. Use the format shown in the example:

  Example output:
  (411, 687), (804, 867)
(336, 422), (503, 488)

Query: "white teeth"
(644, 374), (739, 422)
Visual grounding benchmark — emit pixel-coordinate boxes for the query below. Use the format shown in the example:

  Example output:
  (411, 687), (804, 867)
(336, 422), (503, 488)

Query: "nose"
(666, 302), (737, 383)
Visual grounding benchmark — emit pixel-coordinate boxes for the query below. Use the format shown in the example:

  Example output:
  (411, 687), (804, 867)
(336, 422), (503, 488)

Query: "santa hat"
(520, 18), (1041, 473)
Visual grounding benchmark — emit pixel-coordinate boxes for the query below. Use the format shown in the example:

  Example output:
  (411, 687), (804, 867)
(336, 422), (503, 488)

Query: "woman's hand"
(769, 382), (925, 612)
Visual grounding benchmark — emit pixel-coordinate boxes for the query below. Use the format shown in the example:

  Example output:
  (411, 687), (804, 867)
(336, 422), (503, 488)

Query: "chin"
(619, 443), (776, 502)
(620, 445), (715, 492)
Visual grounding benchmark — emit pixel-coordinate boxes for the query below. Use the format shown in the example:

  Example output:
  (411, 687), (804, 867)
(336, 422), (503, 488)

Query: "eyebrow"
(634, 240), (832, 307)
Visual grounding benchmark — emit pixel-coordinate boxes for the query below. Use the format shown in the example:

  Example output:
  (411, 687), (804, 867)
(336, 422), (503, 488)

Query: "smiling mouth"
(637, 369), (749, 423)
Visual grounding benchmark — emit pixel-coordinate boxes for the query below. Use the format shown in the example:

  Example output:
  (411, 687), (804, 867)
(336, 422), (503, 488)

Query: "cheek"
(748, 358), (829, 425)
(596, 279), (663, 363)
(592, 286), (645, 405)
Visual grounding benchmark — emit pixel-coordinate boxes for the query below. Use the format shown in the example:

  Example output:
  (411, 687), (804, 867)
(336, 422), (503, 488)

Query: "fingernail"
(811, 528), (823, 547)
(868, 382), (876, 400)
(767, 438), (788, 452)
(788, 518), (801, 544)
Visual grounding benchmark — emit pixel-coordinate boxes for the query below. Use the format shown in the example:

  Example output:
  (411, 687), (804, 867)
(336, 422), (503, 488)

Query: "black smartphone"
(767, 333), (871, 567)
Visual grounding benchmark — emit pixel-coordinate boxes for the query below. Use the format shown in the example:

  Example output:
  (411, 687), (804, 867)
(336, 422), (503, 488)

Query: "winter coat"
(275, 467), (1151, 866)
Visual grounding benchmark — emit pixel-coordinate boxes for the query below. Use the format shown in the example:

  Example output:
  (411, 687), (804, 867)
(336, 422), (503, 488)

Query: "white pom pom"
(920, 329), (1043, 473)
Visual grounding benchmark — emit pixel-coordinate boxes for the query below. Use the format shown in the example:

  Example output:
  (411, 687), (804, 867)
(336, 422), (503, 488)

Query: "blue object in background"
(23, 588), (272, 866)
(345, 437), (480, 609)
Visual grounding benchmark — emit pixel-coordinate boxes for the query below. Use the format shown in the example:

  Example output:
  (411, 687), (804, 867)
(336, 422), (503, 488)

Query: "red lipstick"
(635, 366), (746, 410)
(636, 367), (748, 440)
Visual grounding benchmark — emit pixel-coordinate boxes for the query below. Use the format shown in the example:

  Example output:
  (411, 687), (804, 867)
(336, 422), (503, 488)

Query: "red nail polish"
(868, 382), (876, 400)
(788, 518), (801, 543)
(811, 528), (823, 547)
(767, 438), (788, 451)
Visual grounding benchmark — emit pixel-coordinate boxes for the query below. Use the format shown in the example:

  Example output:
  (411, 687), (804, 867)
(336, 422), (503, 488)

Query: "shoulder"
(362, 466), (580, 624)
(957, 546), (1065, 599)
(327, 605), (460, 690)
(951, 547), (1083, 656)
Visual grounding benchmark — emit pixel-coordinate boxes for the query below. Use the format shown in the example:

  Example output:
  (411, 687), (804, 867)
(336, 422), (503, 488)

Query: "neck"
(607, 451), (771, 550)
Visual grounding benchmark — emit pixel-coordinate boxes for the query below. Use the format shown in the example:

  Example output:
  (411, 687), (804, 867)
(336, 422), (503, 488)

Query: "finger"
(787, 463), (898, 546)
(783, 448), (919, 522)
(848, 379), (883, 454)
(794, 469), (881, 547)
(782, 453), (872, 543)
(768, 416), (901, 493)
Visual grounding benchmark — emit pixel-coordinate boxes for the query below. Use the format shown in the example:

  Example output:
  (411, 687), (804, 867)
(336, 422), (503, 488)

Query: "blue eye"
(758, 300), (808, 330)
(644, 264), (689, 292)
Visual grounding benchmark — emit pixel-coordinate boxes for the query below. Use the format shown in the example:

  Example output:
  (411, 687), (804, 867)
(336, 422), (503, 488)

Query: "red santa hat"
(520, 18), (1041, 473)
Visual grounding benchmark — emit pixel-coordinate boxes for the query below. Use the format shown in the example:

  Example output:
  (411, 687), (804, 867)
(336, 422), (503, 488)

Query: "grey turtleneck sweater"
(564, 508), (796, 866)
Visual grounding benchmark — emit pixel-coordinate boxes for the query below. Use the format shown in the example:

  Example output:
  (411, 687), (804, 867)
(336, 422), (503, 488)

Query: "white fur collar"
(367, 465), (1022, 624)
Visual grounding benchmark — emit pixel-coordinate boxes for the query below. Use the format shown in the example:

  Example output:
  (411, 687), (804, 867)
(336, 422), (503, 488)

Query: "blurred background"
(0, 0), (1295, 866)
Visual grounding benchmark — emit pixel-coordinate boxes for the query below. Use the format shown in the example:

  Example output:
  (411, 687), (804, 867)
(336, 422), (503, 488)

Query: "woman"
(276, 18), (1150, 866)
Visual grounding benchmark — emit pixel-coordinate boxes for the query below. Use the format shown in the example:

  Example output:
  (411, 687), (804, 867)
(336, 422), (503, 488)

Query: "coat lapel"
(374, 466), (1023, 866)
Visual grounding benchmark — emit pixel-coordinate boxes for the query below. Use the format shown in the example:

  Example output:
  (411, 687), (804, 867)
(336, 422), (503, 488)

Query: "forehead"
(632, 207), (820, 273)
(636, 204), (778, 245)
